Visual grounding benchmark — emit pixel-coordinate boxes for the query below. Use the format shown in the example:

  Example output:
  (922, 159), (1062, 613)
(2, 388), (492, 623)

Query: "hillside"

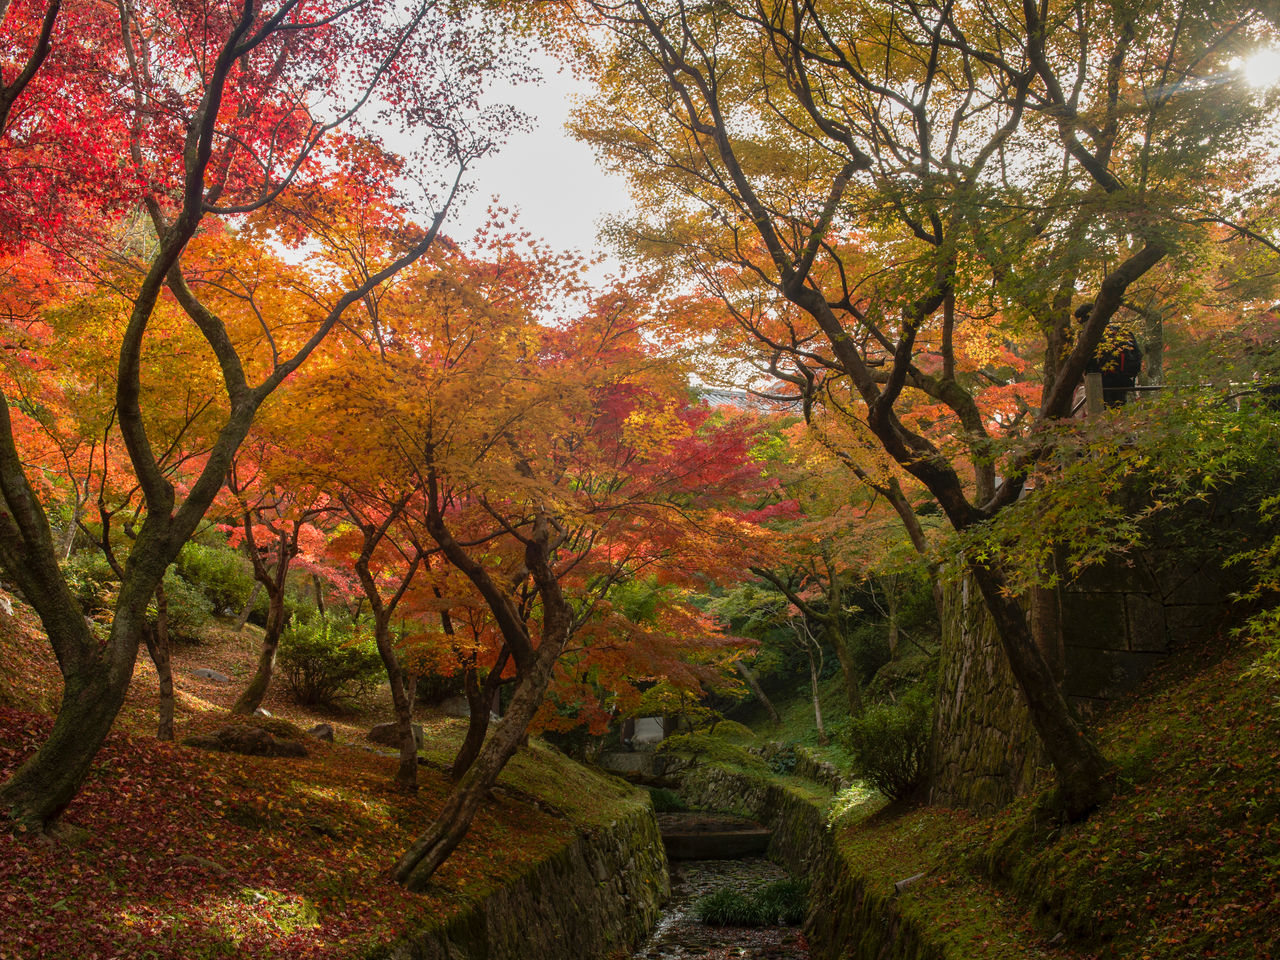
(0, 588), (647, 960)
(773, 639), (1280, 959)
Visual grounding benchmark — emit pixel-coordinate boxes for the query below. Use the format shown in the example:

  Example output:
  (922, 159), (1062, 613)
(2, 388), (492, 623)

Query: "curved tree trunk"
(374, 620), (419, 790)
(734, 660), (781, 725)
(230, 589), (287, 716)
(827, 624), (863, 716)
(0, 589), (151, 829)
(450, 653), (510, 780)
(394, 632), (566, 890)
(969, 560), (1112, 818)
(143, 582), (175, 741)
(234, 581), (261, 633)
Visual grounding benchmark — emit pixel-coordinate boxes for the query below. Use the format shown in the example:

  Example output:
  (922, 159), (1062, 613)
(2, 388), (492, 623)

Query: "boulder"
(439, 695), (470, 717)
(306, 723), (335, 742)
(182, 724), (307, 758)
(254, 707), (271, 718)
(190, 667), (231, 683)
(368, 721), (424, 750)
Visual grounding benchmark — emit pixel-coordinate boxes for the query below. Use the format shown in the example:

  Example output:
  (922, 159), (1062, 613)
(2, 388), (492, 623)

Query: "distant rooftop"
(697, 387), (800, 413)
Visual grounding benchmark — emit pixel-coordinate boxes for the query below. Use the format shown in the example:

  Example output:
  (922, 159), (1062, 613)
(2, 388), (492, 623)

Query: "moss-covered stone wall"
(930, 577), (1040, 813)
(679, 763), (945, 960)
(931, 520), (1239, 811)
(373, 800), (669, 960)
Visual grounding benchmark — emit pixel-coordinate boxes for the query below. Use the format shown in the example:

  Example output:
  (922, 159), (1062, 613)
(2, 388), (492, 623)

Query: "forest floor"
(0, 589), (646, 960)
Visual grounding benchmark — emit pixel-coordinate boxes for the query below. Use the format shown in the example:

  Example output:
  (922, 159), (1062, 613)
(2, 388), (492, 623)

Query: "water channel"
(631, 857), (810, 960)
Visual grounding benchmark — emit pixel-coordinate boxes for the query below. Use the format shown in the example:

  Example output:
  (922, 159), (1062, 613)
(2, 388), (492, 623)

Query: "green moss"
(657, 730), (770, 774)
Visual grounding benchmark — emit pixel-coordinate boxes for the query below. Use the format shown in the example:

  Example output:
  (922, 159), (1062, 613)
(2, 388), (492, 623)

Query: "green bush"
(755, 879), (807, 925)
(61, 550), (119, 616)
(278, 616), (383, 709)
(157, 568), (215, 643)
(176, 541), (256, 615)
(694, 888), (763, 926)
(647, 787), (688, 812)
(694, 878), (807, 926)
(839, 685), (933, 802)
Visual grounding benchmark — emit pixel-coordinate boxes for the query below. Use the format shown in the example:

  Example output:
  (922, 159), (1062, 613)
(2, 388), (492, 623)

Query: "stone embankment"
(374, 800), (668, 960)
(680, 758), (945, 960)
(631, 857), (807, 960)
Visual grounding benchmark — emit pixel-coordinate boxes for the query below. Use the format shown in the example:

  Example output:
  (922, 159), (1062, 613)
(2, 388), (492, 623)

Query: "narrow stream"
(632, 858), (810, 960)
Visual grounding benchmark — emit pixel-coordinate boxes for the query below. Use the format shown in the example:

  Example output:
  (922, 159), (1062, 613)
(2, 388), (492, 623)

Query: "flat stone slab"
(190, 667), (231, 682)
(658, 812), (772, 860)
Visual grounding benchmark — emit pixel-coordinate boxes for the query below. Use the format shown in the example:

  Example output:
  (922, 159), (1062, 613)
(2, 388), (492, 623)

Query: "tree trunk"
(1029, 581), (1064, 684)
(806, 639), (828, 745)
(394, 633), (566, 890)
(450, 667), (492, 780)
(312, 574), (326, 619)
(0, 595), (149, 829)
(373, 620), (419, 791)
(824, 570), (862, 715)
(143, 582), (174, 741)
(59, 495), (83, 561)
(230, 587), (287, 716)
(886, 577), (900, 660)
(827, 623), (863, 716)
(451, 651), (510, 779)
(969, 560), (1112, 817)
(734, 660), (781, 725)
(234, 581), (261, 633)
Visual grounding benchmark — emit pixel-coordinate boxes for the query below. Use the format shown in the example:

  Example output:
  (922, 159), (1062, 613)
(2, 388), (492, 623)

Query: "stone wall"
(929, 577), (1039, 812)
(931, 504), (1243, 810)
(373, 801), (668, 960)
(680, 765), (944, 960)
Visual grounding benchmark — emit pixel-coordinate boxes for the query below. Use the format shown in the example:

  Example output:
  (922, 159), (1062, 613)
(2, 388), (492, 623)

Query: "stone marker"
(190, 667), (231, 683)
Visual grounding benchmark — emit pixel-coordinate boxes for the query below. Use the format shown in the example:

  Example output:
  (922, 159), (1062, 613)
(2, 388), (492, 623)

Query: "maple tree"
(571, 0), (1280, 817)
(0, 0), (526, 829)
(276, 230), (767, 886)
(222, 439), (336, 718)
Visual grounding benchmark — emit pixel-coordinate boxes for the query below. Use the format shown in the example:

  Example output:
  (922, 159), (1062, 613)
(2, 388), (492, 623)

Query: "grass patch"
(694, 878), (807, 927)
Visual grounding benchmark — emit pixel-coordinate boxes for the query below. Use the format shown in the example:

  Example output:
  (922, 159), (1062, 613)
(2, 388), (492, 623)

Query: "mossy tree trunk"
(451, 648), (511, 780)
(142, 581), (175, 741)
(230, 517), (302, 716)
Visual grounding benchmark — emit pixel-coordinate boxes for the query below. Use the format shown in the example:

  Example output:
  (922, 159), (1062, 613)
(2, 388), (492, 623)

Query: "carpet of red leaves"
(0, 594), (588, 960)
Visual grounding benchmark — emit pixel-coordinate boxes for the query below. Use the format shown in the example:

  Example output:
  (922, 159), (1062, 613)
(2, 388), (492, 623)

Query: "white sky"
(446, 58), (633, 265)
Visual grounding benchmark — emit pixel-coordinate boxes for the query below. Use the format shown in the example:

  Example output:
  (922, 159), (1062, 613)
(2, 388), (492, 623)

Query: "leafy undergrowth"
(731, 671), (855, 771)
(0, 597), (648, 960)
(826, 640), (1280, 959)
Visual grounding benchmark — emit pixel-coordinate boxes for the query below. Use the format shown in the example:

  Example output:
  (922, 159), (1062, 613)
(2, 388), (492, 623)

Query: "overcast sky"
(446, 58), (633, 264)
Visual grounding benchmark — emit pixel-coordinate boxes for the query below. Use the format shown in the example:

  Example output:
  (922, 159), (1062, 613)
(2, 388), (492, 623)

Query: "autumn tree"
(0, 0), (525, 829)
(292, 238), (765, 886)
(222, 441), (335, 717)
(571, 0), (1280, 816)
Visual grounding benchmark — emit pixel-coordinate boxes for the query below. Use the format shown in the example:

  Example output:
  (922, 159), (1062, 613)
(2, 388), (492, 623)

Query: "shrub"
(647, 787), (688, 812)
(755, 879), (807, 925)
(157, 569), (215, 643)
(61, 550), (119, 616)
(839, 685), (933, 802)
(278, 616), (382, 709)
(176, 541), (256, 615)
(694, 888), (764, 926)
(694, 879), (807, 926)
